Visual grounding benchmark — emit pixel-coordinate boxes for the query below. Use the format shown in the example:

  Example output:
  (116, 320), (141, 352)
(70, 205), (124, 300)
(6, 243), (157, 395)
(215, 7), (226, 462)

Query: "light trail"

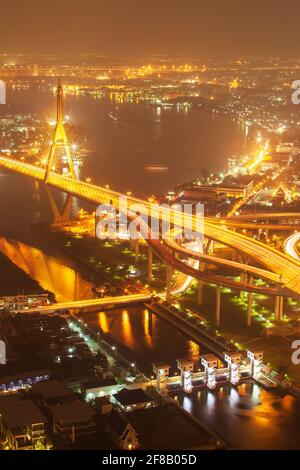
(19, 293), (155, 314)
(2, 156), (300, 297)
(284, 232), (300, 262)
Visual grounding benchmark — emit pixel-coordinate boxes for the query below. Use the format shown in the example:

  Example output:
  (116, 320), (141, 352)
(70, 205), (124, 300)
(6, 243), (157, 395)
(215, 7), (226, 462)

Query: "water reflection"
(173, 382), (300, 449)
(142, 309), (154, 348)
(0, 237), (93, 302)
(81, 307), (203, 376)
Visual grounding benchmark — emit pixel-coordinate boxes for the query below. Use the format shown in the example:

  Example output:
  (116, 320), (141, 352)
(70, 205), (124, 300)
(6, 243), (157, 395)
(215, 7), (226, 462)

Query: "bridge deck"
(1, 156), (300, 297)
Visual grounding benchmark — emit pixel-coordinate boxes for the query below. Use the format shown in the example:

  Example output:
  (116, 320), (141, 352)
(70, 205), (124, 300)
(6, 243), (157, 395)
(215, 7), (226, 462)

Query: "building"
(81, 377), (122, 400)
(94, 396), (113, 415)
(31, 379), (75, 407)
(0, 294), (49, 311)
(0, 395), (48, 450)
(0, 369), (51, 392)
(112, 388), (157, 412)
(105, 409), (139, 450)
(49, 401), (96, 443)
(276, 143), (299, 154)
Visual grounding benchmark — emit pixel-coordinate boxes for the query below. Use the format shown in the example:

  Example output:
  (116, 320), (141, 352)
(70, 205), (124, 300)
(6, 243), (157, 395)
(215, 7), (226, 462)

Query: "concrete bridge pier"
(134, 238), (140, 263)
(197, 281), (203, 306)
(148, 245), (153, 280)
(215, 285), (221, 327)
(247, 276), (253, 326)
(197, 261), (205, 306)
(275, 295), (284, 321)
(130, 236), (135, 251)
(240, 272), (247, 299)
(46, 186), (73, 224)
(205, 238), (214, 255)
(166, 264), (173, 302)
(280, 296), (284, 320)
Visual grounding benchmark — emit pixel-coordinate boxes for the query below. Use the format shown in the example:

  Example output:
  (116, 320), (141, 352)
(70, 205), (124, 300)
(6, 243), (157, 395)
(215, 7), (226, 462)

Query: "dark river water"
(5, 85), (246, 196)
(1, 87), (300, 449)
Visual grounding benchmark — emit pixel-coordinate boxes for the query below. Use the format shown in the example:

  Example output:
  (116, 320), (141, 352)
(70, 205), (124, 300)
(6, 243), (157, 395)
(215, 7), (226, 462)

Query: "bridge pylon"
(43, 79), (77, 224)
(44, 79), (77, 182)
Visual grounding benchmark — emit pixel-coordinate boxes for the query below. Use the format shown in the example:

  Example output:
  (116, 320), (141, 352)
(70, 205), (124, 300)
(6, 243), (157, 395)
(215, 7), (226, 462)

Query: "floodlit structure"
(43, 80), (76, 223)
(176, 358), (195, 393)
(201, 354), (218, 390)
(152, 362), (171, 395)
(247, 349), (264, 380)
(224, 352), (242, 385)
(45, 80), (76, 182)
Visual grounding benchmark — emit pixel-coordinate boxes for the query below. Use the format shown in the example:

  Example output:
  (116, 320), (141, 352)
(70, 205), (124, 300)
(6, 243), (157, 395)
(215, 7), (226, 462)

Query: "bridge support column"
(166, 265), (173, 302)
(215, 286), (221, 327)
(275, 295), (284, 321)
(247, 276), (253, 327)
(275, 296), (280, 321)
(197, 281), (203, 306)
(205, 238), (214, 255)
(130, 236), (135, 251)
(197, 261), (205, 306)
(279, 296), (284, 321)
(134, 238), (140, 264)
(46, 186), (73, 224)
(148, 246), (153, 280)
(240, 272), (247, 299)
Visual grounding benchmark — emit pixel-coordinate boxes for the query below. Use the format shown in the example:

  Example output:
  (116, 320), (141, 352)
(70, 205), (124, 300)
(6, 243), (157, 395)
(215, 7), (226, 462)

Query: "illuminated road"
(208, 218), (300, 231)
(284, 232), (300, 262)
(1, 156), (300, 297)
(220, 212), (300, 221)
(19, 293), (154, 314)
(163, 236), (280, 284)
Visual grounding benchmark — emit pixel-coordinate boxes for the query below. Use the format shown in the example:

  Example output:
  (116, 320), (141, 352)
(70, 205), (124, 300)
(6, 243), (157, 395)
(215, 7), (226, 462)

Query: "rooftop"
(106, 409), (131, 436)
(31, 380), (73, 400)
(114, 388), (155, 407)
(201, 354), (218, 362)
(0, 369), (50, 386)
(82, 377), (117, 390)
(49, 401), (96, 423)
(0, 399), (46, 428)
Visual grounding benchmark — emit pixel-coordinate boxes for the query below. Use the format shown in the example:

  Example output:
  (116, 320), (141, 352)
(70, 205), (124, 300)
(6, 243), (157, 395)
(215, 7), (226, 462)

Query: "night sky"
(1, 0), (300, 56)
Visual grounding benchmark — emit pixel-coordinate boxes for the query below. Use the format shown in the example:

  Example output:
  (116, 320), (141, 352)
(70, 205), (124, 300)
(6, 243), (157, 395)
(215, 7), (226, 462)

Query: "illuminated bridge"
(18, 293), (154, 314)
(2, 82), (300, 325)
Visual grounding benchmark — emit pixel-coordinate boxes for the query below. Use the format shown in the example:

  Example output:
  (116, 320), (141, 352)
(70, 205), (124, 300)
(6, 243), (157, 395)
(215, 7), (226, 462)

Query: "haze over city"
(1, 0), (300, 56)
(0, 0), (300, 458)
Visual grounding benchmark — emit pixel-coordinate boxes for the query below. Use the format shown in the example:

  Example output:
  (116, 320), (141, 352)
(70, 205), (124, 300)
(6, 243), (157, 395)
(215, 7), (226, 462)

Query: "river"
(1, 86), (300, 449)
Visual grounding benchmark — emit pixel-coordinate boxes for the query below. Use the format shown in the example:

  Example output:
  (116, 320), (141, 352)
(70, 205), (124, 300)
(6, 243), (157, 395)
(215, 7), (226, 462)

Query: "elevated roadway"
(1, 156), (300, 298)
